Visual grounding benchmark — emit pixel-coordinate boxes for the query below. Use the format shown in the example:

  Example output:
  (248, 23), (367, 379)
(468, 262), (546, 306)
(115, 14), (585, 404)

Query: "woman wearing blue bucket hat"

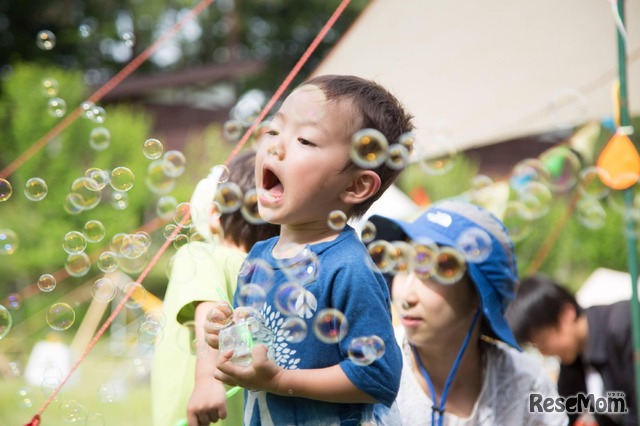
(368, 200), (568, 426)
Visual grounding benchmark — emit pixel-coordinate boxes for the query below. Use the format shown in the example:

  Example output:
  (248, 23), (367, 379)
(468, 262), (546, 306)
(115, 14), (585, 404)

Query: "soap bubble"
(97, 251), (119, 273)
(91, 278), (117, 302)
(282, 317), (307, 343)
(274, 282), (305, 316)
(110, 167), (135, 192)
(367, 240), (397, 273)
(0, 305), (12, 339)
(46, 303), (76, 331)
(433, 247), (467, 285)
(146, 160), (177, 195)
(223, 120), (244, 142)
(212, 164), (231, 183)
(37, 274), (57, 292)
(0, 229), (19, 255)
(143, 138), (164, 159)
(215, 182), (243, 213)
(65, 252), (91, 277)
(41, 77), (59, 97)
(156, 196), (178, 219)
(7, 293), (21, 310)
(47, 97), (67, 118)
(85, 167), (110, 190)
(313, 309), (348, 344)
(348, 336), (379, 366)
(327, 210), (347, 231)
(174, 202), (195, 228)
(83, 220), (106, 243)
(162, 150), (187, 177)
(111, 191), (129, 210)
(36, 30), (56, 50)
(123, 282), (146, 309)
(89, 127), (111, 151)
(350, 128), (389, 169)
(90, 106), (107, 124)
(277, 245), (319, 286)
(456, 227), (493, 263)
(360, 221), (377, 244)
(241, 188), (264, 224)
(0, 178), (12, 202)
(59, 399), (87, 422)
(385, 144), (410, 170)
(63, 230), (87, 254)
(24, 177), (48, 201)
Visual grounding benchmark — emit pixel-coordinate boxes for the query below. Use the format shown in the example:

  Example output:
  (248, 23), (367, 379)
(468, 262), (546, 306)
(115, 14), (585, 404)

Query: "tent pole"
(615, 1), (640, 421)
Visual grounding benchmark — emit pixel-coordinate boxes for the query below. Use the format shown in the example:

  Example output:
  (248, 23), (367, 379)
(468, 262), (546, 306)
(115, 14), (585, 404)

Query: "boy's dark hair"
(506, 274), (583, 344)
(302, 75), (415, 219)
(219, 150), (280, 251)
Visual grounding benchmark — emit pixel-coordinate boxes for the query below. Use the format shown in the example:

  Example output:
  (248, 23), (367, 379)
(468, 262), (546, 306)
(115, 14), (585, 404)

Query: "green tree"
(0, 63), (153, 289)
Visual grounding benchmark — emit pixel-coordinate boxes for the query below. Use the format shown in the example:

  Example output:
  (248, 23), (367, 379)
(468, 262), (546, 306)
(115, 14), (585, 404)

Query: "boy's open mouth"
(262, 167), (284, 199)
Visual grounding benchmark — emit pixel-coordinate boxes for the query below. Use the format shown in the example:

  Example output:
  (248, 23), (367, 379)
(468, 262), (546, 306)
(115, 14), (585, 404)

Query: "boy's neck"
(274, 224), (344, 257)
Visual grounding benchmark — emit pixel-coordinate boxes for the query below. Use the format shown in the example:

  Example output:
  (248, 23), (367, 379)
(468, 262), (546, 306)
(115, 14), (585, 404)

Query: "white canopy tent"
(313, 0), (640, 154)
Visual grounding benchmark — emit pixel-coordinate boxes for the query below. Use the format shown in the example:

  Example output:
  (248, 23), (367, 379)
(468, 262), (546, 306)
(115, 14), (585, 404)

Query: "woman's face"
(392, 271), (479, 347)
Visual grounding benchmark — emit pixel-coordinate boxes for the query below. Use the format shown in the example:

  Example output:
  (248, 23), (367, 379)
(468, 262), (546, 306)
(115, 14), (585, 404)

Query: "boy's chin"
(257, 205), (282, 225)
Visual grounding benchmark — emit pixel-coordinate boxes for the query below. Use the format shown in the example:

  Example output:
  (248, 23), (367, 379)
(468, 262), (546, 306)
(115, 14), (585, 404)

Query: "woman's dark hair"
(505, 274), (583, 344)
(219, 150), (280, 251)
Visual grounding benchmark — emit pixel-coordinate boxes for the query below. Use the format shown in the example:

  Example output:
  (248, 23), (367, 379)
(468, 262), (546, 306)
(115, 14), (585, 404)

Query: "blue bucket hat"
(369, 199), (521, 350)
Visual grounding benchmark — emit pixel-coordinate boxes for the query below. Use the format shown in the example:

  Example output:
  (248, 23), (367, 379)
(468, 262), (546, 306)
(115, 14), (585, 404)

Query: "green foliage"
(0, 63), (153, 289)
(396, 153), (480, 203)
(513, 195), (628, 292)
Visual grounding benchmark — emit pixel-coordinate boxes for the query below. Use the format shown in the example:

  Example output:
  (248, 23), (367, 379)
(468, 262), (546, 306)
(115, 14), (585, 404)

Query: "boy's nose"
(266, 141), (284, 160)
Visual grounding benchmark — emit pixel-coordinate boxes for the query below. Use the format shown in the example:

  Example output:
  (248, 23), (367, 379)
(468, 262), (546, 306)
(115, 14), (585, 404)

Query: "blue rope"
(411, 307), (482, 426)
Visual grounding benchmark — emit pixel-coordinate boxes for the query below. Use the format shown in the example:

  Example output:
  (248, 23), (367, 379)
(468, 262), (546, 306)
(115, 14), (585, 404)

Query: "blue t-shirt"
(233, 225), (402, 425)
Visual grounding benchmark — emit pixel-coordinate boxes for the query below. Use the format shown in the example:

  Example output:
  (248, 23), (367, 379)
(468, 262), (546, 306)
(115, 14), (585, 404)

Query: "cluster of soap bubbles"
(349, 128), (415, 172)
(0, 130), (198, 342)
(218, 245), (386, 366)
(364, 219), (495, 287)
(467, 140), (626, 242)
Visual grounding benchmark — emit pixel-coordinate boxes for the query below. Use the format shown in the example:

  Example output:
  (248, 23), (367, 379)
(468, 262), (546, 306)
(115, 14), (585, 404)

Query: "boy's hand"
(186, 377), (228, 426)
(203, 301), (233, 349)
(214, 345), (284, 393)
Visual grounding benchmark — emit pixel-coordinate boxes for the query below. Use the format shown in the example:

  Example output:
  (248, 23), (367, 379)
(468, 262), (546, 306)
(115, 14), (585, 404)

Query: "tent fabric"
(313, 0), (640, 155)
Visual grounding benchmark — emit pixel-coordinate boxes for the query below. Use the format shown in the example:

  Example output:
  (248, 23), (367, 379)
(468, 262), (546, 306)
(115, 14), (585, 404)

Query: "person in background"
(369, 200), (568, 426)
(506, 274), (635, 426)
(151, 150), (279, 426)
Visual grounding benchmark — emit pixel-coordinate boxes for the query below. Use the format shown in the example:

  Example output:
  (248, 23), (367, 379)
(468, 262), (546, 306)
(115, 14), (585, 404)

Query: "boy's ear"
(340, 170), (381, 206)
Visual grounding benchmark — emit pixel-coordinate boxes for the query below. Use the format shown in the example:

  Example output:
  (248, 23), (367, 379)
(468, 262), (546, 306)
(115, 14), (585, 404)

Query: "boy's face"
(255, 84), (363, 227)
(528, 306), (582, 364)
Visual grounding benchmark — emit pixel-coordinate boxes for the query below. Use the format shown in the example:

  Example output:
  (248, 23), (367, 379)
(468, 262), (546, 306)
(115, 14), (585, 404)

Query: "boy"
(204, 75), (414, 424)
(151, 151), (279, 426)
(506, 274), (635, 426)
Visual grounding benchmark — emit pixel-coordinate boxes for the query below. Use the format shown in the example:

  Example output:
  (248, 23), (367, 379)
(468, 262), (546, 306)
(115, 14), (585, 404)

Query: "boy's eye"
(298, 138), (315, 146)
(266, 130), (279, 136)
